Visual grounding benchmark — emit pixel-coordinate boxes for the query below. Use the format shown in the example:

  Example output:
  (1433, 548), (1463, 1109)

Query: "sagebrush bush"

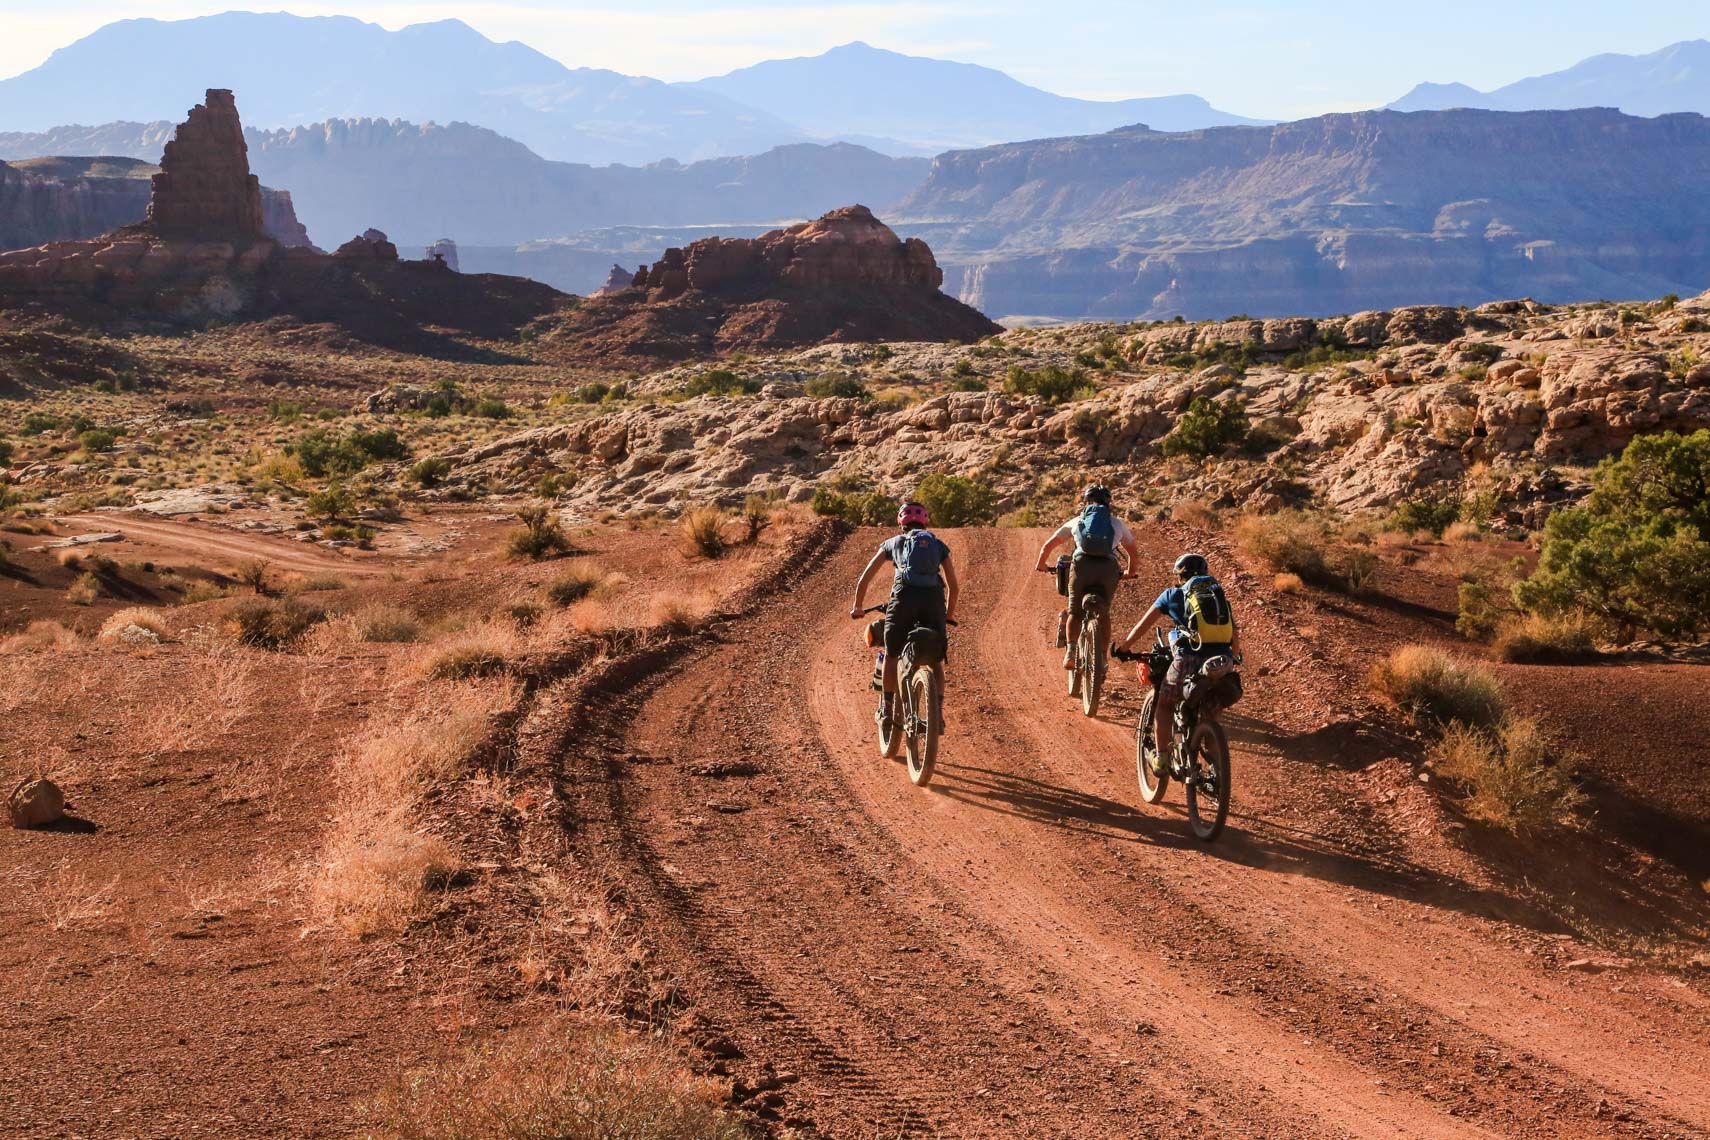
(1160, 396), (1249, 459)
(810, 486), (894, 526)
(98, 607), (168, 643)
(804, 372), (868, 399)
(1387, 498), (1460, 537)
(916, 473), (997, 527)
(678, 505), (729, 560)
(354, 604), (420, 644)
(1233, 510), (1330, 577)
(235, 557), (270, 594)
(1515, 429), (1710, 637)
(1003, 364), (1091, 404)
(1430, 717), (1584, 834)
(1369, 644), (1505, 728)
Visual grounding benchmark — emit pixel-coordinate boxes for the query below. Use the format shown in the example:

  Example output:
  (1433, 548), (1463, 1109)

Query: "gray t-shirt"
(879, 530), (952, 593)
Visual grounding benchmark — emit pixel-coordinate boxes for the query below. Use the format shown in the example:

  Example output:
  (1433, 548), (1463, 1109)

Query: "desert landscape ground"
(3, 27), (1710, 1139)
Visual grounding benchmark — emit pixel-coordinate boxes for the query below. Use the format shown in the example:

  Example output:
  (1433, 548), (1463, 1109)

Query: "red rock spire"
(144, 89), (265, 240)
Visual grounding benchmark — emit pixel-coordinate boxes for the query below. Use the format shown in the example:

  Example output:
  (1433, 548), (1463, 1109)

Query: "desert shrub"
(1160, 396), (1248, 459)
(1233, 510), (1330, 577)
(1456, 579), (1508, 640)
(804, 373), (868, 399)
(1336, 546), (1380, 594)
(810, 486), (895, 526)
(546, 561), (608, 606)
(679, 368), (760, 398)
(352, 604), (420, 644)
(234, 557), (271, 594)
(506, 504), (573, 561)
(1491, 611), (1601, 663)
(1429, 718), (1583, 834)
(472, 396), (512, 420)
(1442, 520), (1482, 543)
(181, 580), (232, 604)
(916, 473), (997, 527)
(1369, 644), (1505, 728)
(573, 380), (611, 403)
(323, 523), (376, 547)
(1514, 430), (1710, 637)
(408, 457), (452, 488)
(299, 573), (349, 592)
(1003, 364), (1090, 404)
(422, 631), (515, 680)
(224, 596), (325, 649)
(361, 1015), (750, 1140)
(304, 484), (355, 520)
(20, 411), (60, 436)
(1274, 571), (1304, 593)
(292, 427), (411, 478)
(1386, 498), (1459, 537)
(1, 620), (80, 653)
(678, 505), (729, 560)
(534, 472), (572, 499)
(0, 440), (12, 467)
(739, 493), (775, 543)
(98, 607), (168, 644)
(950, 375), (988, 392)
(78, 428), (117, 454)
(1171, 499), (1217, 528)
(66, 572), (101, 605)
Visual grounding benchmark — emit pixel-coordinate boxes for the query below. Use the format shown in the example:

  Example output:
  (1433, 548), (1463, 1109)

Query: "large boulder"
(9, 777), (65, 829)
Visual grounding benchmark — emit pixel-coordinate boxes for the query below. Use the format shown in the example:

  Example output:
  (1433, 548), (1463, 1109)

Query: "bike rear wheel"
(1135, 691), (1169, 804)
(878, 652), (905, 759)
(904, 668), (940, 786)
(1183, 721), (1231, 841)
(1079, 598), (1107, 717)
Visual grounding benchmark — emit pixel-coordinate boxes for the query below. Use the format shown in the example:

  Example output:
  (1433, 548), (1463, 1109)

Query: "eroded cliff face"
(0, 155), (310, 252)
(900, 108), (1710, 320)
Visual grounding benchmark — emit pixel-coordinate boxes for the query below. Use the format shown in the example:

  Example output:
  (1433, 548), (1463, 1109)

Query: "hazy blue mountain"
(0, 115), (929, 252)
(1389, 39), (1710, 116)
(0, 11), (804, 164)
(684, 41), (1267, 152)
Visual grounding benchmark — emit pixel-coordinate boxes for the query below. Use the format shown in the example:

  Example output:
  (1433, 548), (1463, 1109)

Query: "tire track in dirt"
(568, 526), (1710, 1138)
(57, 512), (387, 575)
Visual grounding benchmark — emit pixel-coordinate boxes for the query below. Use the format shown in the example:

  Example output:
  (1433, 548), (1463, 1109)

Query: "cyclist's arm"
(1117, 605), (1163, 651)
(942, 552), (959, 623)
(1119, 528), (1141, 577)
(1230, 615), (1242, 657)
(850, 550), (889, 617)
(1034, 524), (1071, 571)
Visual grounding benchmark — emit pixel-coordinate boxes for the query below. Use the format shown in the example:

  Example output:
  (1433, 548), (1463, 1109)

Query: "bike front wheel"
(1136, 691), (1169, 804)
(904, 668), (940, 786)
(1183, 721), (1231, 841)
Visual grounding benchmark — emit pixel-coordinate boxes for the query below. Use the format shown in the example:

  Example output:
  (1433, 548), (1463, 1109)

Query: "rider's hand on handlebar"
(849, 606), (864, 620)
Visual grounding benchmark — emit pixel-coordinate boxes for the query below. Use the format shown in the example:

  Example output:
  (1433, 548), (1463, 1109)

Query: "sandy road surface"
(568, 527), (1710, 1138)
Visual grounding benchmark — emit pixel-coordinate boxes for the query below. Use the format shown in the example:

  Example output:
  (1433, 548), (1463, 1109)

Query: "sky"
(2, 1), (1709, 119)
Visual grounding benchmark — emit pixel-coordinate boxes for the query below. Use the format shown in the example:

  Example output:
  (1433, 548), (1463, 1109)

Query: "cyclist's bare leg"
(1155, 690), (1177, 759)
(1064, 608), (1083, 668)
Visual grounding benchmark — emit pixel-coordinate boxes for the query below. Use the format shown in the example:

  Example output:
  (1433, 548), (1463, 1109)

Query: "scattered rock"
(9, 777), (66, 829)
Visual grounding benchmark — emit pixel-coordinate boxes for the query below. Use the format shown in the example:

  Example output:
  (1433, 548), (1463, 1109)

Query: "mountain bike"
(1119, 630), (1240, 841)
(1043, 564), (1108, 718)
(860, 605), (952, 786)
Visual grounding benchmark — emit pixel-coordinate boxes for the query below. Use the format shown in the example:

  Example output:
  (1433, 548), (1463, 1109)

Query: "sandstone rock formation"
(0, 156), (311, 252)
(143, 89), (265, 240)
(333, 228), (399, 261)
(9, 777), (65, 829)
(550, 206), (998, 361)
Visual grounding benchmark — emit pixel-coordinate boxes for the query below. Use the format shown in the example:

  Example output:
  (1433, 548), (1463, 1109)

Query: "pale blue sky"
(3, 1), (1708, 118)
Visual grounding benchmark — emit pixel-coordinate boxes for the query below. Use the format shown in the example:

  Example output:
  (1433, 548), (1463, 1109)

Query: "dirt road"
(568, 527), (1710, 1138)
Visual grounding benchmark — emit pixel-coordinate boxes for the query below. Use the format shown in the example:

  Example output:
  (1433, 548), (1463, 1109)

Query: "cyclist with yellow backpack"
(1115, 553), (1241, 764)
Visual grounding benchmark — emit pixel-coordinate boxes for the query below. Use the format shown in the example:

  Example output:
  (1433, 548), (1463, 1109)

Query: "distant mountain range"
(896, 108), (1710, 320)
(1390, 39), (1710, 115)
(0, 116), (926, 269)
(682, 41), (1265, 152)
(0, 12), (1258, 165)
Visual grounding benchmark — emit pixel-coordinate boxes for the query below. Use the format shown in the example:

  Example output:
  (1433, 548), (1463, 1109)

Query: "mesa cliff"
(549, 205), (999, 361)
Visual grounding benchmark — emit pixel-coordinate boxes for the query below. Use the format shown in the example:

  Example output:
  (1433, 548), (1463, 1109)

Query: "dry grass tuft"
(361, 1015), (751, 1140)
(1429, 717), (1584, 834)
(1443, 521), (1483, 543)
(1171, 498), (1218, 528)
(677, 504), (729, 560)
(38, 864), (122, 932)
(223, 595), (325, 649)
(506, 504), (574, 561)
(416, 619), (525, 680)
(646, 590), (711, 635)
(1, 620), (80, 654)
(1369, 644), (1505, 728)
(137, 647), (258, 752)
(65, 572), (101, 606)
(52, 547), (84, 569)
(1233, 510), (1330, 577)
(297, 572), (350, 592)
(98, 607), (169, 644)
(545, 560), (610, 606)
(309, 682), (510, 938)
(1273, 571), (1304, 594)
(1492, 611), (1601, 663)
(353, 603), (420, 644)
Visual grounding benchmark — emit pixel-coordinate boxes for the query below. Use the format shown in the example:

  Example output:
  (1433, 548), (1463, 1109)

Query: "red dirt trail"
(565, 526), (1710, 1138)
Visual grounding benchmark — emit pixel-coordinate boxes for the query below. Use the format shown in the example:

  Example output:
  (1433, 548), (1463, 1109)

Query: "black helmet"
(1082, 484), (1112, 506)
(1174, 552), (1209, 580)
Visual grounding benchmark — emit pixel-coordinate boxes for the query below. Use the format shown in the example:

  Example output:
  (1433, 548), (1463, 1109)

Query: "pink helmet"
(897, 501), (930, 528)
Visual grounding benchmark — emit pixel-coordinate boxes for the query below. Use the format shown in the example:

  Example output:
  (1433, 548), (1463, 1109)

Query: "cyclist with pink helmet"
(850, 500), (960, 734)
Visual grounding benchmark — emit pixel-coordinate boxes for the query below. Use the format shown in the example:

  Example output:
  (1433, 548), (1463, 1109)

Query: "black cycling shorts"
(885, 585), (947, 658)
(1068, 553), (1121, 604)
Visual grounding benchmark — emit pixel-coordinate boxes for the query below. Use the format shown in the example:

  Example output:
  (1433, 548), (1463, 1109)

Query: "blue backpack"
(1073, 504), (1116, 558)
(895, 529), (944, 588)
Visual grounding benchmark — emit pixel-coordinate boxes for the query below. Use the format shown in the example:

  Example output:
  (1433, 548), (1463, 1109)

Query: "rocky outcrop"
(0, 156), (310, 252)
(143, 89), (264, 240)
(333, 228), (399, 261)
(901, 108), (1710, 321)
(551, 206), (998, 360)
